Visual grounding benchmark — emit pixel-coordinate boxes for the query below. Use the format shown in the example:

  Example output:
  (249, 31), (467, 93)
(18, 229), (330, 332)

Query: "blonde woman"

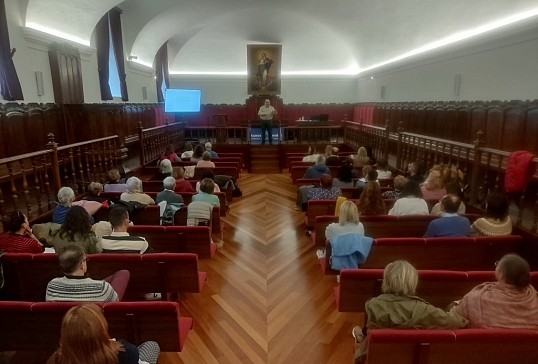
(352, 260), (468, 363)
(325, 200), (365, 239)
(421, 170), (446, 200)
(352, 147), (370, 168)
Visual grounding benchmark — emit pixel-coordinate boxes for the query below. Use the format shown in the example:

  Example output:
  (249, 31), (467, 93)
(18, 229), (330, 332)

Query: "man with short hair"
(423, 194), (470, 237)
(156, 177), (184, 205)
(303, 155), (330, 179)
(258, 99), (277, 145)
(204, 142), (218, 158)
(407, 162), (425, 184)
(101, 207), (152, 254)
(46, 244), (130, 302)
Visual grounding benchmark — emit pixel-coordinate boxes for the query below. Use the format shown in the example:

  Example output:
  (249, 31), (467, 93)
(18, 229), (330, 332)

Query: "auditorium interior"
(1, 0), (538, 363)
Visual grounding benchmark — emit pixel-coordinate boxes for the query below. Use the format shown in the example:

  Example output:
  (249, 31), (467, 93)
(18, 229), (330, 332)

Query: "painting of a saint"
(248, 45), (281, 95)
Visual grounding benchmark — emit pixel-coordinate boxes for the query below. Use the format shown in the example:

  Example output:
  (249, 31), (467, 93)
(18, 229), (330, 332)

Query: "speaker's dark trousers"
(261, 120), (273, 144)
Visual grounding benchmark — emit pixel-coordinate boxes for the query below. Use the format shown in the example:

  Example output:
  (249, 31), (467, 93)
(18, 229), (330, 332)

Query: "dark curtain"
(0, 0), (23, 100)
(95, 13), (112, 100)
(155, 42), (169, 103)
(109, 8), (128, 101)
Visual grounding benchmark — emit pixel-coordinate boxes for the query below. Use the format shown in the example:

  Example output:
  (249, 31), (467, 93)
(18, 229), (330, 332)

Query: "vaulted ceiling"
(22, 0), (538, 75)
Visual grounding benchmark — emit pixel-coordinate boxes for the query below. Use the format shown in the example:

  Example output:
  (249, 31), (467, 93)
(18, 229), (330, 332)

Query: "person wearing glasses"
(46, 245), (130, 302)
(0, 210), (44, 253)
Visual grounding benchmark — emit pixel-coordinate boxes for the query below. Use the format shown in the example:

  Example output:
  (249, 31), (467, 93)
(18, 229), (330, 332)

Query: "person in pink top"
(0, 211), (44, 253)
(172, 167), (194, 192)
(160, 144), (181, 162)
(450, 254), (538, 329)
(196, 152), (216, 168)
(420, 170), (446, 200)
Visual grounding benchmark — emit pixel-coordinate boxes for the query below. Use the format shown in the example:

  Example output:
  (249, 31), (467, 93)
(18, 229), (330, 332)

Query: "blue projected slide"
(164, 89), (202, 112)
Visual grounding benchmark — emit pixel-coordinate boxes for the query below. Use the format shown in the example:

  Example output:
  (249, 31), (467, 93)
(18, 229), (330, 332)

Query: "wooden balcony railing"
(343, 120), (389, 160)
(139, 121), (186, 165)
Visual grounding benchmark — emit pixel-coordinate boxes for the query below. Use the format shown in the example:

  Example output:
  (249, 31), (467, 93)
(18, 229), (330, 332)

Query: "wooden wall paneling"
(484, 105), (504, 149)
(523, 105), (538, 152)
(42, 104), (63, 146)
(3, 110), (28, 157)
(501, 106), (526, 152)
(404, 105), (414, 134)
(48, 43), (84, 104)
(444, 105), (457, 142)
(455, 105), (472, 143)
(423, 105), (436, 136)
(470, 104), (487, 144)
(25, 107), (48, 153)
(433, 106), (447, 139)
(414, 105), (426, 135)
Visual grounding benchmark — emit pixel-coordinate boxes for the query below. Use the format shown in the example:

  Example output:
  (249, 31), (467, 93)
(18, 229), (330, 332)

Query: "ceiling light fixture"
(26, 22), (90, 46)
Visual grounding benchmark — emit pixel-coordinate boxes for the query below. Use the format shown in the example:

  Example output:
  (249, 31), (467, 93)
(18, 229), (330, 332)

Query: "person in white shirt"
(120, 177), (155, 205)
(101, 207), (151, 254)
(388, 180), (429, 215)
(258, 99), (277, 145)
(181, 142), (194, 159)
(376, 157), (392, 179)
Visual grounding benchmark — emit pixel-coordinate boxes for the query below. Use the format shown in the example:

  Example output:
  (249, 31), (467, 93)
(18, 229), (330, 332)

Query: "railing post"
(383, 119), (390, 160)
(138, 121), (145, 166)
(396, 121), (404, 171)
(469, 130), (485, 205)
(46, 133), (62, 194)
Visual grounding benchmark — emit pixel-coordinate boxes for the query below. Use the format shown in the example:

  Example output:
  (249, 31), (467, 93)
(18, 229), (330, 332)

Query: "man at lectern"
(258, 99), (277, 145)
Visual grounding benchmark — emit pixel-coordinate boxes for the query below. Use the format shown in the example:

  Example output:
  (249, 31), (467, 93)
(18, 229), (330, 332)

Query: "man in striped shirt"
(46, 244), (130, 302)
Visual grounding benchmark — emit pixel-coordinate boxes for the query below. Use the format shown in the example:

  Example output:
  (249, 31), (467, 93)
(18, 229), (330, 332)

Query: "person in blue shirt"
(303, 155), (330, 179)
(205, 142), (218, 158)
(423, 194), (470, 237)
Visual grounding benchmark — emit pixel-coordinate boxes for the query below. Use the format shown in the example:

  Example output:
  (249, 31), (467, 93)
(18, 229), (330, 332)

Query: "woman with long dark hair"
(0, 210), (44, 253)
(357, 182), (386, 215)
(51, 206), (99, 254)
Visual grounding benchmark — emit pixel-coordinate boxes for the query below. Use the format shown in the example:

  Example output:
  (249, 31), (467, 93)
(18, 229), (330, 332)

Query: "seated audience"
(51, 206), (100, 254)
(307, 174), (342, 201)
(160, 144), (181, 162)
(430, 181), (466, 215)
(156, 159), (173, 180)
(406, 161), (425, 184)
(181, 142), (194, 159)
(196, 151), (216, 168)
(205, 142), (218, 158)
(324, 145), (342, 166)
(195, 169), (221, 193)
(173, 166), (194, 192)
(121, 177), (155, 205)
(104, 168), (128, 193)
(187, 201), (213, 227)
(47, 303), (160, 364)
(382, 175), (406, 199)
(46, 245), (130, 302)
(450, 254), (538, 329)
(351, 147), (370, 169)
(83, 182), (108, 204)
(357, 182), (386, 215)
(302, 146), (319, 162)
(325, 200), (365, 239)
(421, 170), (446, 200)
(344, 157), (360, 178)
(0, 210), (44, 253)
(470, 192), (512, 236)
(192, 178), (220, 206)
(423, 195), (470, 237)
(388, 180), (429, 215)
(355, 166), (378, 188)
(156, 177), (184, 205)
(352, 260), (468, 363)
(52, 187), (75, 224)
(303, 155), (330, 179)
(101, 207), (152, 254)
(376, 157), (392, 178)
(332, 164), (354, 188)
(190, 144), (205, 162)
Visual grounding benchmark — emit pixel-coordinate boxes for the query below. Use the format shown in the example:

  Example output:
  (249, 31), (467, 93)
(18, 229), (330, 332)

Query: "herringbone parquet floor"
(159, 173), (363, 364)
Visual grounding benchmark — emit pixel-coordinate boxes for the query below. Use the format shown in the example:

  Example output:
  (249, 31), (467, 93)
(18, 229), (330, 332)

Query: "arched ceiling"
(24, 0), (538, 74)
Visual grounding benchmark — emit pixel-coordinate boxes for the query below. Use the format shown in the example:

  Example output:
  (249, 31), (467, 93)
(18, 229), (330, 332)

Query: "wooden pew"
(318, 235), (523, 275)
(140, 180), (232, 207)
(0, 301), (193, 352)
(0, 252), (207, 301)
(128, 225), (217, 259)
(311, 214), (482, 246)
(142, 179), (198, 192)
(365, 329), (538, 364)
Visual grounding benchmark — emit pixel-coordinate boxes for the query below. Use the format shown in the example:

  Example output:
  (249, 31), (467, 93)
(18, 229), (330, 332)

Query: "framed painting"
(247, 44), (282, 95)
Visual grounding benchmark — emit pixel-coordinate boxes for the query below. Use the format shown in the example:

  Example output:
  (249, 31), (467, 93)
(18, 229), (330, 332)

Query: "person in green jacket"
(352, 260), (468, 363)
(51, 206), (100, 254)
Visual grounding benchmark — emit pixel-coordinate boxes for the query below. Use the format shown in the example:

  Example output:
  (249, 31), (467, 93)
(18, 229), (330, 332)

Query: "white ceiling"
(23, 0), (538, 74)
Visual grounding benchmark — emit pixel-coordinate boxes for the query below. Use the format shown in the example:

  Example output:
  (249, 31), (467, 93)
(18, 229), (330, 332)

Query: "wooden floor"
(159, 172), (363, 364)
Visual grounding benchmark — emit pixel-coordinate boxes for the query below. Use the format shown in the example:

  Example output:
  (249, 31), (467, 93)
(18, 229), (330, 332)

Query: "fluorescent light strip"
(358, 8), (538, 73)
(26, 22), (90, 46)
(170, 71), (247, 75)
(131, 58), (154, 68)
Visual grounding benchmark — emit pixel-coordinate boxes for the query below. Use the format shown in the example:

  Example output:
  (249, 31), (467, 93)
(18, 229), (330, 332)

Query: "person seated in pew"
(190, 144), (205, 163)
(205, 142), (218, 158)
(46, 245), (130, 302)
(303, 155), (330, 179)
(376, 157), (392, 178)
(354, 167), (379, 191)
(302, 146), (319, 162)
(351, 146), (371, 169)
(421, 170), (446, 200)
(181, 141), (194, 159)
(326, 200), (365, 239)
(388, 180), (429, 216)
(52, 187), (76, 224)
(450, 254), (538, 329)
(101, 207), (153, 254)
(172, 166), (195, 192)
(156, 177), (184, 205)
(192, 178), (220, 207)
(430, 181), (466, 215)
(196, 151), (216, 168)
(83, 182), (108, 205)
(307, 174), (342, 201)
(156, 159), (173, 180)
(352, 260), (468, 364)
(332, 164), (354, 188)
(195, 169), (221, 193)
(52, 206), (100, 254)
(324, 145), (342, 166)
(357, 182), (386, 216)
(121, 177), (155, 205)
(470, 192), (512, 236)
(382, 175), (406, 199)
(406, 161), (425, 184)
(47, 303), (160, 364)
(0, 210), (44, 253)
(423, 195), (470, 237)
(104, 168), (128, 193)
(160, 143), (181, 162)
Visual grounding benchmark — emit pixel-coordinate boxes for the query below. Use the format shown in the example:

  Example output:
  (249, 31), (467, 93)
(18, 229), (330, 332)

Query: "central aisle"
(160, 173), (362, 364)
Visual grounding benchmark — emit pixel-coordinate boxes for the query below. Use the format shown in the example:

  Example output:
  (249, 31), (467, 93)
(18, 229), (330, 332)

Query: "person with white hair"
(156, 177), (184, 204)
(120, 177), (155, 205)
(52, 187), (75, 224)
(157, 159), (173, 180)
(205, 142), (218, 158)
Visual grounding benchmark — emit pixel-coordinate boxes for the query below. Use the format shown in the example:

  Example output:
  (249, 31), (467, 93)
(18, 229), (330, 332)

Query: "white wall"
(170, 75), (358, 104)
(357, 36), (538, 102)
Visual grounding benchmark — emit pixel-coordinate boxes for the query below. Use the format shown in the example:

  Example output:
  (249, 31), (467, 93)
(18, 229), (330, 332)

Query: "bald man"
(423, 194), (470, 237)
(258, 99), (277, 145)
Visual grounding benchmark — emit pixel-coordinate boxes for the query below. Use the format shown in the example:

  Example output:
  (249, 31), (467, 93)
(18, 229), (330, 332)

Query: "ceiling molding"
(21, 27), (96, 61)
(126, 60), (155, 77)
